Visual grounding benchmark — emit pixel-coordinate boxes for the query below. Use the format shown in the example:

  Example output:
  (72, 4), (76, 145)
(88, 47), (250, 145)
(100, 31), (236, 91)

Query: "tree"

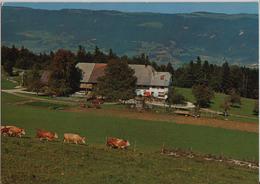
(159, 64), (167, 72)
(166, 62), (174, 75)
(220, 96), (231, 119)
(2, 45), (18, 75)
(94, 46), (106, 63)
(194, 56), (204, 83)
(192, 83), (214, 107)
(49, 49), (82, 96)
(3, 60), (14, 76)
(15, 46), (35, 69)
(96, 59), (137, 101)
(94, 46), (101, 56)
(228, 88), (241, 107)
(230, 65), (243, 94)
(76, 45), (86, 62)
(108, 48), (117, 59)
(209, 65), (222, 92)
(151, 61), (159, 71)
(253, 100), (259, 115)
(221, 62), (231, 93)
(166, 86), (185, 107)
(185, 60), (196, 87)
(202, 60), (210, 81)
(24, 66), (43, 94)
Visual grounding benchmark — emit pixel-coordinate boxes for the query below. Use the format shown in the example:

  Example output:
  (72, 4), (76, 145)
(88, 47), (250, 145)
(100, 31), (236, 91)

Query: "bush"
(171, 93), (186, 105)
(228, 88), (241, 107)
(253, 101), (259, 115)
(3, 61), (14, 76)
(167, 86), (186, 106)
(220, 96), (231, 117)
(192, 84), (214, 108)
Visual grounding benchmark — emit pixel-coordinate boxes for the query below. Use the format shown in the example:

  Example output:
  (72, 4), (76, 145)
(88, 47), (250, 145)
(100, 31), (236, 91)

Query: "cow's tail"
(106, 136), (110, 147)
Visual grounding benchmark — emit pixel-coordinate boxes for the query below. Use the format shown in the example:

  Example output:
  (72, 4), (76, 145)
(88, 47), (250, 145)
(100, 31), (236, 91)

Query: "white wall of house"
(136, 87), (169, 99)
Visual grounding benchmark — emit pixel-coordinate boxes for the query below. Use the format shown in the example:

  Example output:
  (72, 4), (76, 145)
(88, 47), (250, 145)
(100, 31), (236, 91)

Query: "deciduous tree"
(192, 83), (214, 107)
(167, 86), (185, 107)
(96, 59), (137, 101)
(24, 65), (42, 94)
(49, 49), (82, 96)
(228, 88), (241, 107)
(220, 96), (231, 119)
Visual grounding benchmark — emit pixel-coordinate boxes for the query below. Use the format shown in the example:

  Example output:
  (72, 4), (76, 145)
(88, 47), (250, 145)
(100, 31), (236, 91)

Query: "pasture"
(175, 87), (258, 123)
(1, 92), (258, 161)
(1, 91), (259, 183)
(1, 136), (258, 184)
(1, 78), (17, 90)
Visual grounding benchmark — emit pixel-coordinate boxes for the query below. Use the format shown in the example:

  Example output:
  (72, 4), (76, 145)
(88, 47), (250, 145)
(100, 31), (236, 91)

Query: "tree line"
(2, 45), (258, 100)
(174, 57), (258, 99)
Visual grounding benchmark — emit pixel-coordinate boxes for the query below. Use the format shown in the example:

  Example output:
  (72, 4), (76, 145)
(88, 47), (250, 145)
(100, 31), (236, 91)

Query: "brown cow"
(63, 133), (86, 144)
(106, 137), (130, 149)
(36, 129), (58, 141)
(7, 126), (25, 137)
(1, 126), (14, 136)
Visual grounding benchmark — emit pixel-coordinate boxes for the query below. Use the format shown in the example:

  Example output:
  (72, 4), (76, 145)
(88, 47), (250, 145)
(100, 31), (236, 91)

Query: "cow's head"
(21, 129), (26, 135)
(54, 133), (58, 139)
(81, 137), (86, 144)
(124, 140), (130, 147)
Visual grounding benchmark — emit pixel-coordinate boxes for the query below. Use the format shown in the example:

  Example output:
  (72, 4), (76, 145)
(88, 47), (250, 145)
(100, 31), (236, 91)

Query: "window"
(160, 75), (165, 80)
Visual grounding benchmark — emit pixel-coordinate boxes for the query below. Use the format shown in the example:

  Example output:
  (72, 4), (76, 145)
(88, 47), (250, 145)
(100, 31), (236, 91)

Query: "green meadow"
(1, 78), (17, 90)
(1, 90), (259, 184)
(1, 137), (258, 184)
(1, 92), (258, 161)
(175, 87), (258, 123)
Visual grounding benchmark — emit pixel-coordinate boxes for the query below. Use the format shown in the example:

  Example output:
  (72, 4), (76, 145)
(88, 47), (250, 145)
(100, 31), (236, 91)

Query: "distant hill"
(2, 6), (258, 65)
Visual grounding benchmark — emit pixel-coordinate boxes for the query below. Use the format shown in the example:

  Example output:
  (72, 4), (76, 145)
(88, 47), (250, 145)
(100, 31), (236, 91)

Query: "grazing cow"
(1, 126), (14, 136)
(7, 126), (25, 137)
(106, 137), (130, 149)
(1, 125), (15, 130)
(63, 133), (86, 144)
(36, 129), (58, 141)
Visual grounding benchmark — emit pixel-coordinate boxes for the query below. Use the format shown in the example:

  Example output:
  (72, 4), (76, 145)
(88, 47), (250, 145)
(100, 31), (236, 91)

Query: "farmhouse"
(76, 63), (172, 99)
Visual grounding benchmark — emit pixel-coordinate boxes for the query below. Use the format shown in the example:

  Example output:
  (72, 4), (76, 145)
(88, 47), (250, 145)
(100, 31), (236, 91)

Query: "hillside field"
(1, 136), (258, 184)
(1, 83), (259, 184)
(1, 92), (258, 161)
(1, 78), (17, 90)
(175, 87), (258, 123)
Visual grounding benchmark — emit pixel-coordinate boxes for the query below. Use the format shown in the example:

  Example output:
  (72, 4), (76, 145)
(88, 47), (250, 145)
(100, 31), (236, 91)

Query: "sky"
(4, 2), (258, 14)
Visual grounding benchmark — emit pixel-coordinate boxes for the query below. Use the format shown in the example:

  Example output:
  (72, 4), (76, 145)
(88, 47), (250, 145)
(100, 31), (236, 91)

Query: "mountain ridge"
(2, 6), (258, 66)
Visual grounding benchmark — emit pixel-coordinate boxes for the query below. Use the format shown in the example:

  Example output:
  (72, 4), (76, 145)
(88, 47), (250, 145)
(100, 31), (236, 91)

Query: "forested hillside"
(2, 45), (258, 99)
(2, 6), (258, 65)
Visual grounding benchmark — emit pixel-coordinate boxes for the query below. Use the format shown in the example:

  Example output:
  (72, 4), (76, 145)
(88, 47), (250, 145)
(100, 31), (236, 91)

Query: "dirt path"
(2, 89), (75, 105)
(67, 107), (259, 133)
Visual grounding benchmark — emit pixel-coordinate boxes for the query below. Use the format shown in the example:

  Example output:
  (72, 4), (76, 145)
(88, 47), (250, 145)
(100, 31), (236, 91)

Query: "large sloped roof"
(129, 64), (155, 86)
(77, 63), (95, 83)
(76, 63), (171, 87)
(89, 64), (106, 83)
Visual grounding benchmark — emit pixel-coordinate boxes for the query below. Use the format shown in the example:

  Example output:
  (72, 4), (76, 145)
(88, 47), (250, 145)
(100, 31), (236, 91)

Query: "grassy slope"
(1, 137), (258, 184)
(175, 87), (258, 122)
(1, 78), (17, 89)
(1, 92), (258, 161)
